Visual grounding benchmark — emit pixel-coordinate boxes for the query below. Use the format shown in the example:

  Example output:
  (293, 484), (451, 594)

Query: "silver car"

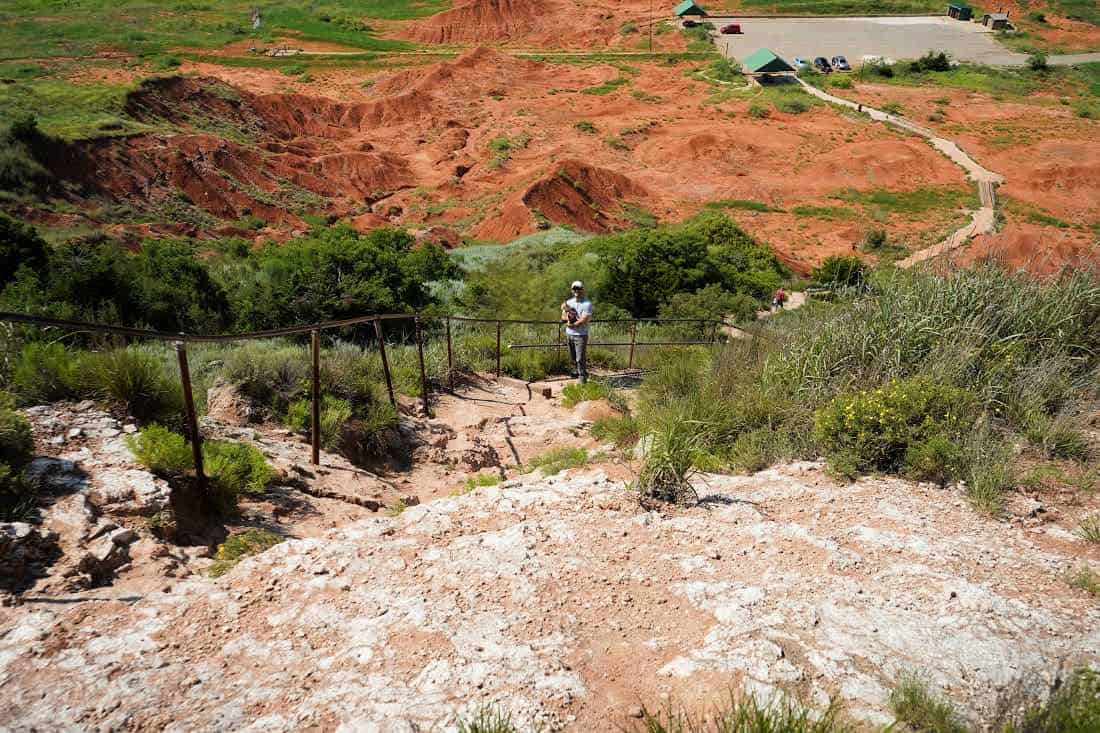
(831, 55), (851, 71)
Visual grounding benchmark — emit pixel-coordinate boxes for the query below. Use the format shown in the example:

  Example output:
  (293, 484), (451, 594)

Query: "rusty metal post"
(445, 316), (454, 392)
(556, 322), (563, 363)
(175, 341), (206, 497)
(415, 316), (430, 416)
(310, 329), (320, 466)
(373, 318), (396, 407)
(495, 321), (502, 380)
(628, 320), (638, 369)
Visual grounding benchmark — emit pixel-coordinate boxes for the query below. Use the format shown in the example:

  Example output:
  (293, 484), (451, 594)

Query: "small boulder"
(574, 399), (618, 422)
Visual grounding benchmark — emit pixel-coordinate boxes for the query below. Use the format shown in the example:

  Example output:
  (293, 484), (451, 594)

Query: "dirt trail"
(797, 78), (1003, 268)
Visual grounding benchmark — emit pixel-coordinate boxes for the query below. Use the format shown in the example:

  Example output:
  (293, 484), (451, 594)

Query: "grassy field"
(855, 60), (1100, 101)
(0, 0), (447, 60)
(728, 0), (943, 13)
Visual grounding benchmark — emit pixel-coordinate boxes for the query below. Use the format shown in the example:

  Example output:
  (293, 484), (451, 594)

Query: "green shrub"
(904, 433), (965, 487)
(748, 103), (770, 119)
(659, 283), (758, 329)
(1027, 52), (1049, 72)
(813, 377), (978, 475)
(209, 529), (284, 577)
(0, 392), (34, 518)
(890, 672), (968, 733)
(204, 440), (272, 507)
(527, 447), (588, 475)
(776, 99), (809, 114)
(591, 415), (640, 449)
(81, 347), (181, 421)
(0, 392), (34, 472)
(862, 229), (888, 251)
(910, 51), (951, 73)
(812, 256), (865, 288)
(456, 705), (518, 733)
(219, 341), (309, 413)
(386, 497), (407, 516)
(284, 395), (353, 452)
(881, 101), (905, 115)
(706, 57), (741, 82)
(830, 76), (853, 89)
(127, 424), (194, 475)
(998, 667), (1100, 732)
(10, 342), (79, 404)
(574, 120), (598, 134)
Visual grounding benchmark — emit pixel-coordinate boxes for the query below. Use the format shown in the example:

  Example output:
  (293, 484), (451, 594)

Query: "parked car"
(682, 19), (698, 28)
(813, 56), (833, 73)
(719, 23), (742, 34)
(792, 56), (810, 70)
(831, 55), (851, 71)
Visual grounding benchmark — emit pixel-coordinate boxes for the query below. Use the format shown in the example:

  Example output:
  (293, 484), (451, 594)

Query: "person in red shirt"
(772, 287), (786, 311)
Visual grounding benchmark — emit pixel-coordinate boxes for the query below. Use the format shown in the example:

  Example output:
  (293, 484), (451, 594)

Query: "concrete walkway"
(795, 78), (1003, 268)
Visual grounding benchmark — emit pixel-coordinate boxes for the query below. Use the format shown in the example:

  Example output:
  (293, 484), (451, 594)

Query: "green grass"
(791, 204), (859, 220)
(0, 0), (431, 61)
(890, 672), (968, 733)
(740, 0), (940, 11)
(209, 529), (284, 578)
(456, 705), (518, 733)
(462, 472), (500, 492)
(705, 199), (783, 213)
(591, 414), (640, 449)
(581, 76), (632, 95)
(1079, 513), (1100, 544)
(527, 447), (588, 475)
(0, 79), (157, 141)
(561, 381), (614, 408)
(831, 186), (979, 218)
(628, 692), (854, 733)
(1066, 564), (1100, 597)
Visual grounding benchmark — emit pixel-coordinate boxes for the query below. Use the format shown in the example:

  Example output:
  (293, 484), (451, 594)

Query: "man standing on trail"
(561, 280), (593, 384)
(773, 286), (786, 312)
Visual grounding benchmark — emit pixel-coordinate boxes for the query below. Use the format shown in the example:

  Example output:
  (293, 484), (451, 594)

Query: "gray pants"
(567, 334), (588, 383)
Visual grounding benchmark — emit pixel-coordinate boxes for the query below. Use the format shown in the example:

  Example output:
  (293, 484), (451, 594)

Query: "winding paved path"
(796, 78), (1003, 268)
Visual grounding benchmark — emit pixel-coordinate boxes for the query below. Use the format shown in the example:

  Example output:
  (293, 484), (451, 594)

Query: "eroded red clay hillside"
(24, 48), (1006, 270)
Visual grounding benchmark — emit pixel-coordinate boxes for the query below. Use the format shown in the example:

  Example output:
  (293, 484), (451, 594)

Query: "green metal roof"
(673, 0), (707, 16)
(741, 48), (795, 73)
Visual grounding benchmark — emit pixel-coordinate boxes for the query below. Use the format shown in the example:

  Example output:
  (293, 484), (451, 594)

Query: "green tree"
(0, 214), (49, 289)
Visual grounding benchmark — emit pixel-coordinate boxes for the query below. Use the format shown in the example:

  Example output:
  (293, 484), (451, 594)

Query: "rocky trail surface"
(2, 448), (1098, 730)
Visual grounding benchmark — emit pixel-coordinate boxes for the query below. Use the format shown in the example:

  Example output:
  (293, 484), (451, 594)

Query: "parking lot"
(708, 16), (1028, 66)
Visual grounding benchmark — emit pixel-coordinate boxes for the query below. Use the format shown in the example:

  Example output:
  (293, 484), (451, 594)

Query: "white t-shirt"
(565, 297), (593, 336)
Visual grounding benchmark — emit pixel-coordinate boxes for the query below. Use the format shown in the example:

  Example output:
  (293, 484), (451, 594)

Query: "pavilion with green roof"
(673, 0), (708, 17)
(741, 48), (796, 75)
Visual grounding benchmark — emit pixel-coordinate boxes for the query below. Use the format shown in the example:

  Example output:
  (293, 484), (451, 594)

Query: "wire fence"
(0, 310), (732, 498)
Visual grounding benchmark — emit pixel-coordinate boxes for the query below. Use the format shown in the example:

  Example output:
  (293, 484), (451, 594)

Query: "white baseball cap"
(571, 280), (584, 289)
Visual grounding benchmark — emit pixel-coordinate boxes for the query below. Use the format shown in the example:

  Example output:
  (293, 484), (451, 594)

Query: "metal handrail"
(1, 308), (733, 498)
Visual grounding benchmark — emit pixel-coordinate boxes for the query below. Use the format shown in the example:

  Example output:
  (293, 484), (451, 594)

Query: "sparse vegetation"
(456, 705), (518, 733)
(574, 120), (598, 134)
(591, 414), (640, 449)
(1067, 565), (1100, 597)
(889, 672), (968, 733)
(1078, 513), (1100, 544)
(627, 691), (854, 733)
(561, 381), (614, 408)
(209, 529), (284, 578)
(527, 446), (588, 475)
(463, 472), (500, 492)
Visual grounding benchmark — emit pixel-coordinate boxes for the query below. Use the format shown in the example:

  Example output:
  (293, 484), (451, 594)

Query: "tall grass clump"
(889, 672), (968, 733)
(456, 705), (518, 733)
(627, 692), (853, 733)
(527, 447), (588, 475)
(634, 264), (1100, 509)
(634, 407), (708, 506)
(992, 667), (1100, 732)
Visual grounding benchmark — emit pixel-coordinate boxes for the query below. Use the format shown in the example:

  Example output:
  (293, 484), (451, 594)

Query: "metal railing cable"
(1, 309), (739, 499)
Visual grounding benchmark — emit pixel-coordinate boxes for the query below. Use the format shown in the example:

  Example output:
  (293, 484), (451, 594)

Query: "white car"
(792, 57), (811, 70)
(831, 55), (851, 71)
